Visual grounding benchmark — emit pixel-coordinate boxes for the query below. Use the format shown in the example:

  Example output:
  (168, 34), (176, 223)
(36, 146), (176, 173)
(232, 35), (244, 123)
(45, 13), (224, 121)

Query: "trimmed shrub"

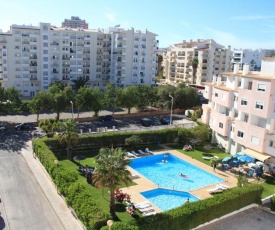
(33, 138), (110, 230)
(118, 184), (263, 230)
(271, 195), (275, 211)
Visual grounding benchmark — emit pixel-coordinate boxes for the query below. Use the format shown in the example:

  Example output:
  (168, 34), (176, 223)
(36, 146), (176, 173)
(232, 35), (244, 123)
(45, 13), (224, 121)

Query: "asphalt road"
(0, 131), (64, 230)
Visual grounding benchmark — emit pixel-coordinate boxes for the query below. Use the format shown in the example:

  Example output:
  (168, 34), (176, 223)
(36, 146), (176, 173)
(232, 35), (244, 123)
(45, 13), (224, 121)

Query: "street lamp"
(107, 220), (113, 230)
(54, 159), (59, 193)
(70, 101), (74, 119)
(169, 95), (173, 125)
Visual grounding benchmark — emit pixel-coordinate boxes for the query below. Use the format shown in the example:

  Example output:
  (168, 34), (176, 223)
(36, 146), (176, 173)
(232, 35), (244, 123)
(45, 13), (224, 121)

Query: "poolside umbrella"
(256, 161), (264, 167)
(248, 163), (258, 169)
(231, 154), (239, 158)
(73, 155), (86, 164)
(237, 155), (254, 163)
(222, 156), (232, 162)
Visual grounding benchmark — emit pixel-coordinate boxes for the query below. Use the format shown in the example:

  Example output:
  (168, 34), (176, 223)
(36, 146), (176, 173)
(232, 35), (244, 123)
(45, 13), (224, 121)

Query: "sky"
(1, 0), (275, 50)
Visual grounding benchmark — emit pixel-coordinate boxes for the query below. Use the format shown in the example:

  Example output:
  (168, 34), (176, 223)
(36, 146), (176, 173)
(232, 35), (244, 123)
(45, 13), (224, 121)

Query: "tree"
(135, 85), (156, 111)
(39, 118), (60, 136)
(0, 86), (22, 114)
(92, 147), (132, 218)
(49, 81), (66, 90)
(57, 119), (79, 159)
(192, 58), (199, 84)
(104, 83), (121, 115)
(191, 124), (211, 143)
(71, 76), (90, 92)
(155, 84), (176, 109)
(120, 86), (139, 114)
(75, 87), (93, 118)
(28, 91), (51, 122)
(48, 85), (75, 120)
(90, 88), (104, 117)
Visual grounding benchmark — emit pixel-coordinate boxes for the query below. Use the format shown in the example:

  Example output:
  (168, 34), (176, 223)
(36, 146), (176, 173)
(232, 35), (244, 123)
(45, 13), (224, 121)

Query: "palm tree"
(71, 76), (90, 92)
(192, 58), (199, 84)
(57, 119), (79, 159)
(92, 147), (132, 218)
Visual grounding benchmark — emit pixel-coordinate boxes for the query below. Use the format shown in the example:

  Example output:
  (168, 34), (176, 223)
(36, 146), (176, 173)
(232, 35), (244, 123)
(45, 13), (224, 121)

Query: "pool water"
(130, 153), (223, 191)
(141, 188), (199, 211)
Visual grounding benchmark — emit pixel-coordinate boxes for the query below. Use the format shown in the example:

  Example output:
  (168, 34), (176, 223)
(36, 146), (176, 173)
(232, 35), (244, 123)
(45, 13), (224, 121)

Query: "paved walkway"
(20, 141), (83, 230)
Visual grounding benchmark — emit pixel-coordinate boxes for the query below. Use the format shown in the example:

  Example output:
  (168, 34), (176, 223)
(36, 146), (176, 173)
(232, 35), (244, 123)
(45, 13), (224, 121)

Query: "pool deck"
(121, 149), (238, 213)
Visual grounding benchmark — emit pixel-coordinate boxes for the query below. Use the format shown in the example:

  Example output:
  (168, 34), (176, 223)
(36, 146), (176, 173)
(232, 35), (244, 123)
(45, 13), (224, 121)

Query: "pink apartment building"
(201, 57), (275, 164)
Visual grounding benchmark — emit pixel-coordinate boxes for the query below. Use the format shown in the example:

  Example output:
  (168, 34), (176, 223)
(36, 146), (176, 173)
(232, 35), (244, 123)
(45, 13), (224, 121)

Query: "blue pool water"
(141, 188), (199, 211)
(130, 153), (223, 191)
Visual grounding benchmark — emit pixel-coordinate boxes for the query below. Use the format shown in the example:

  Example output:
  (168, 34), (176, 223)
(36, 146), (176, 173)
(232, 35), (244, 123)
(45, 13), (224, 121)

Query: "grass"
(54, 144), (163, 221)
(167, 143), (231, 166)
(253, 175), (275, 198)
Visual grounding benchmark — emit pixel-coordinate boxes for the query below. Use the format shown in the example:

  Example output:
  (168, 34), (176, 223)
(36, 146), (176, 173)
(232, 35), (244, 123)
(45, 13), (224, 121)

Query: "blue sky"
(1, 0), (275, 49)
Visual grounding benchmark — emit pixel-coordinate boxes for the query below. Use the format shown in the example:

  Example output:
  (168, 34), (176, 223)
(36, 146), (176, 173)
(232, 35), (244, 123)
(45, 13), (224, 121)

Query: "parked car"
(15, 122), (34, 130)
(160, 118), (170, 125)
(99, 115), (114, 122)
(0, 125), (7, 131)
(140, 118), (153, 127)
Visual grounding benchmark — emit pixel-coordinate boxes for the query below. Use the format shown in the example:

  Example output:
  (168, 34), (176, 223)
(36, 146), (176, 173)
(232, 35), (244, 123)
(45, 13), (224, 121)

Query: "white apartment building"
(0, 23), (158, 97)
(232, 49), (271, 71)
(162, 39), (232, 85)
(201, 58), (275, 164)
(62, 16), (89, 29)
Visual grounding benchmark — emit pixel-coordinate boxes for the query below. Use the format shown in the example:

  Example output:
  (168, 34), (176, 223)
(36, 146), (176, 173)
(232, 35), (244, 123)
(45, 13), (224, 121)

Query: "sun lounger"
(202, 156), (213, 160)
(207, 185), (223, 194)
(138, 150), (146, 155)
(131, 173), (140, 180)
(134, 201), (151, 209)
(137, 206), (155, 213)
(145, 148), (152, 154)
(131, 151), (139, 156)
(218, 184), (230, 190)
(142, 211), (157, 216)
(127, 152), (135, 158)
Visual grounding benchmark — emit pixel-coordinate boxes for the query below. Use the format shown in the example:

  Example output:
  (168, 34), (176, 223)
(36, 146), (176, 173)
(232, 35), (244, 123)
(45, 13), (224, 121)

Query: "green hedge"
(44, 128), (181, 151)
(33, 139), (110, 230)
(110, 184), (263, 230)
(271, 195), (275, 211)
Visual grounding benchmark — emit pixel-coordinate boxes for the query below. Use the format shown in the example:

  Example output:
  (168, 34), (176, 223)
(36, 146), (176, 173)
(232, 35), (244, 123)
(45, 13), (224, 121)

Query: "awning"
(242, 148), (270, 162)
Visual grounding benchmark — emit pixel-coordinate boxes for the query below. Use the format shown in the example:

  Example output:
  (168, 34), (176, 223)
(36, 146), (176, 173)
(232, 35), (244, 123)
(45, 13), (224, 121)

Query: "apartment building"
(201, 58), (275, 163)
(232, 49), (274, 71)
(0, 23), (158, 97)
(162, 39), (232, 85)
(62, 16), (88, 29)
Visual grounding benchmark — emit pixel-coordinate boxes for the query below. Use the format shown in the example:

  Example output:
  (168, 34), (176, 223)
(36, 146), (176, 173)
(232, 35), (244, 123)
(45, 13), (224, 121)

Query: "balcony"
(63, 36), (70, 39)
(70, 57), (83, 61)
(30, 49), (37, 53)
(84, 37), (90, 41)
(22, 70), (29, 74)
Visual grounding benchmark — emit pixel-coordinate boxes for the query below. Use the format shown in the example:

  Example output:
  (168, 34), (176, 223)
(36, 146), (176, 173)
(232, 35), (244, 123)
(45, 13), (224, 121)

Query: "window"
(43, 64), (48, 68)
(43, 35), (48, 40)
(237, 131), (244, 138)
(248, 82), (253, 90)
(269, 140), (274, 147)
(255, 101), (263, 110)
(241, 99), (248, 106)
(230, 126), (235, 132)
(219, 122), (223, 129)
(43, 43), (48, 47)
(214, 93), (218, 97)
(222, 93), (226, 100)
(251, 136), (259, 145)
(244, 114), (249, 123)
(43, 50), (48, 54)
(43, 57), (48, 61)
(257, 84), (266, 91)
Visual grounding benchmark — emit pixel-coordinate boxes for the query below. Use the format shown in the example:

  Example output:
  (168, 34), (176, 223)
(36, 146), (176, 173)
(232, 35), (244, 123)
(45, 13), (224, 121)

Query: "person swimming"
(179, 173), (189, 178)
(162, 160), (168, 163)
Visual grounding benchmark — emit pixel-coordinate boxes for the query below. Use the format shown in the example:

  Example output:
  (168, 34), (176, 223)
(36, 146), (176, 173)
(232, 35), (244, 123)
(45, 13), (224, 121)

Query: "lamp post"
(169, 95), (173, 125)
(54, 160), (59, 193)
(70, 101), (74, 119)
(107, 220), (113, 230)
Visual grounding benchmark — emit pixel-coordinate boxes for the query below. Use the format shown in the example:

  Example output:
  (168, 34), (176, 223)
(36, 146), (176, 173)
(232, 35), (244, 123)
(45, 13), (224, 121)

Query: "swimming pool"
(141, 188), (199, 211)
(130, 153), (223, 191)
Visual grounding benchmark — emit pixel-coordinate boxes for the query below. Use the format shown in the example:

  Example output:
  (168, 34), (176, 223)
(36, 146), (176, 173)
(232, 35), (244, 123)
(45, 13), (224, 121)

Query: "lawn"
(55, 144), (164, 221)
(167, 143), (231, 166)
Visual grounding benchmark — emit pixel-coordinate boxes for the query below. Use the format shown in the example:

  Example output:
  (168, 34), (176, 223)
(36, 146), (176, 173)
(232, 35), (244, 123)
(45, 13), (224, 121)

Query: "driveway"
(0, 131), (64, 230)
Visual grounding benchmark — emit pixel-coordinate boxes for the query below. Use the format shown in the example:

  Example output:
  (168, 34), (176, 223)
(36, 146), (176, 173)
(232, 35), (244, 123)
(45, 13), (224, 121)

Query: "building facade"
(232, 49), (274, 71)
(0, 23), (158, 97)
(201, 58), (275, 163)
(62, 16), (88, 29)
(162, 39), (232, 85)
